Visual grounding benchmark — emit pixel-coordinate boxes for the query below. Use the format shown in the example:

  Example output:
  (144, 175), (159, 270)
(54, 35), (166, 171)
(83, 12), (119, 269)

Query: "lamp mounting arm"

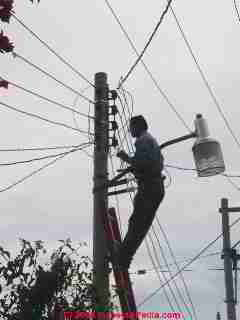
(159, 132), (197, 150)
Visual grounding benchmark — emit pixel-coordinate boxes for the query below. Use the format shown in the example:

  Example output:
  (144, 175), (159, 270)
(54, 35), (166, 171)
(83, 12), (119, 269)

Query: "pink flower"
(0, 0), (14, 23)
(0, 30), (14, 54)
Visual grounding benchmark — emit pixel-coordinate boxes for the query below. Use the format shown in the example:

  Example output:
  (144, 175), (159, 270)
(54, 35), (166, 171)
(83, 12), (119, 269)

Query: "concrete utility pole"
(220, 198), (236, 320)
(93, 72), (110, 312)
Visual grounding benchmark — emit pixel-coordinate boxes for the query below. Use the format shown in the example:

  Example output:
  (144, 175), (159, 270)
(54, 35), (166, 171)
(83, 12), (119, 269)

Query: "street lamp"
(192, 114), (225, 177)
(160, 114), (225, 177)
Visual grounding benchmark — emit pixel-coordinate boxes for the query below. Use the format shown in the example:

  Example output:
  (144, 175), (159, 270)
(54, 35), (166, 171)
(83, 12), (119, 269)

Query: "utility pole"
(93, 72), (110, 312)
(220, 198), (236, 320)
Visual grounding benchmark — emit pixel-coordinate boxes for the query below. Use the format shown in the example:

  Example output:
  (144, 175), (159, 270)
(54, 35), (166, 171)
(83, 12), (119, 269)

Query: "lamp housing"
(192, 114), (225, 177)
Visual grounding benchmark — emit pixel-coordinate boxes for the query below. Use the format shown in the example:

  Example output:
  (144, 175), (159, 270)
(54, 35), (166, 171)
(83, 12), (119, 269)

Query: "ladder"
(105, 207), (138, 317)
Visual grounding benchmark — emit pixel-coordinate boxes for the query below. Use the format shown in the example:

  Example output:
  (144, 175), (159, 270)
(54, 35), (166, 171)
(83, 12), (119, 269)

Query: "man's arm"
(116, 150), (133, 165)
(117, 140), (163, 171)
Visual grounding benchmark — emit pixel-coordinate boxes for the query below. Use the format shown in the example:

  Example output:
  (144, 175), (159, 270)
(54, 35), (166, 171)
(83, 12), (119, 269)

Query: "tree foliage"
(0, 0), (41, 55)
(0, 239), (117, 320)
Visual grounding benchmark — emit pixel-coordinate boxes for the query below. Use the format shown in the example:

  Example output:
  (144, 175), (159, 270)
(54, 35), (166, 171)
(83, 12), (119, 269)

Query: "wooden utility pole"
(220, 198), (236, 320)
(93, 72), (110, 312)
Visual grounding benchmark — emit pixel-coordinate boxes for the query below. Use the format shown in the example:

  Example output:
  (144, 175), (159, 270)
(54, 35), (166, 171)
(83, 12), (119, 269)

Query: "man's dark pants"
(118, 178), (165, 269)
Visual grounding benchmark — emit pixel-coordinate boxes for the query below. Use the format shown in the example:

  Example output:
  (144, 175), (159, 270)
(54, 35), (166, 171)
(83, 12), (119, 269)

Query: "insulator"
(110, 90), (118, 100)
(110, 104), (118, 115)
(111, 121), (118, 131)
(111, 136), (118, 148)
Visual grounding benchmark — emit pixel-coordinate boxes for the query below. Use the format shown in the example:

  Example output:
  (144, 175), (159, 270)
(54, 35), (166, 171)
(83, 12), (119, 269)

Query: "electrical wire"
(0, 100), (93, 137)
(148, 232), (185, 314)
(109, 153), (123, 238)
(1, 77), (95, 121)
(104, 0), (191, 132)
(165, 164), (240, 183)
(119, 0), (173, 87)
(0, 143), (92, 193)
(12, 52), (94, 104)
(132, 251), (220, 275)
(166, 164), (240, 190)
(145, 237), (176, 312)
(154, 220), (197, 319)
(118, 85), (134, 120)
(165, 164), (196, 171)
(163, 167), (173, 188)
(137, 214), (240, 308)
(87, 102), (94, 145)
(151, 225), (195, 318)
(0, 145), (88, 152)
(120, 86), (134, 118)
(168, 6), (240, 150)
(11, 14), (94, 88)
(116, 95), (134, 153)
(71, 86), (94, 158)
(0, 144), (93, 167)
(223, 174), (240, 191)
(222, 173), (240, 178)
(234, 0), (240, 22)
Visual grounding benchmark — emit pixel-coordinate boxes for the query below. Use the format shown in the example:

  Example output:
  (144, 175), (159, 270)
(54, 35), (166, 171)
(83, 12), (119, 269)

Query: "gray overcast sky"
(1, 0), (240, 317)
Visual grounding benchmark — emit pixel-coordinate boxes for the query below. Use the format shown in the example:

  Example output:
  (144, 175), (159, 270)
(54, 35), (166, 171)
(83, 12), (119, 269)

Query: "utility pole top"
(95, 72), (107, 84)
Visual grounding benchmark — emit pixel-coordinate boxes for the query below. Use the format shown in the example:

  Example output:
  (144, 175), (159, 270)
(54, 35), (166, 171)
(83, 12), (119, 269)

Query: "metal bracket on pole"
(108, 187), (136, 197)
(159, 132), (197, 150)
(93, 167), (133, 193)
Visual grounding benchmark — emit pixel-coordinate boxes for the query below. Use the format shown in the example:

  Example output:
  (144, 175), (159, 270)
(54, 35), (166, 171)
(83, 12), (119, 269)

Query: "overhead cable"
(0, 145), (89, 152)
(104, 0), (191, 132)
(148, 232), (185, 314)
(0, 144), (93, 167)
(132, 251), (220, 275)
(169, 6), (240, 150)
(0, 143), (92, 193)
(0, 100), (94, 136)
(145, 237), (176, 312)
(119, 0), (173, 87)
(11, 14), (94, 88)
(234, 0), (240, 22)
(154, 220), (197, 319)
(166, 164), (240, 180)
(137, 214), (240, 308)
(12, 52), (94, 104)
(1, 77), (95, 121)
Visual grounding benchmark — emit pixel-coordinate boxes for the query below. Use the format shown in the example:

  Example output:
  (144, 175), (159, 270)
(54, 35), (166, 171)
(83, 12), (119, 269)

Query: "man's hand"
(117, 150), (130, 163)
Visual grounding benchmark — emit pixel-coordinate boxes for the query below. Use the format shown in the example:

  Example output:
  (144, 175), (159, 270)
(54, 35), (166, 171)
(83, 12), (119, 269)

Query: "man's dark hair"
(130, 115), (148, 131)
